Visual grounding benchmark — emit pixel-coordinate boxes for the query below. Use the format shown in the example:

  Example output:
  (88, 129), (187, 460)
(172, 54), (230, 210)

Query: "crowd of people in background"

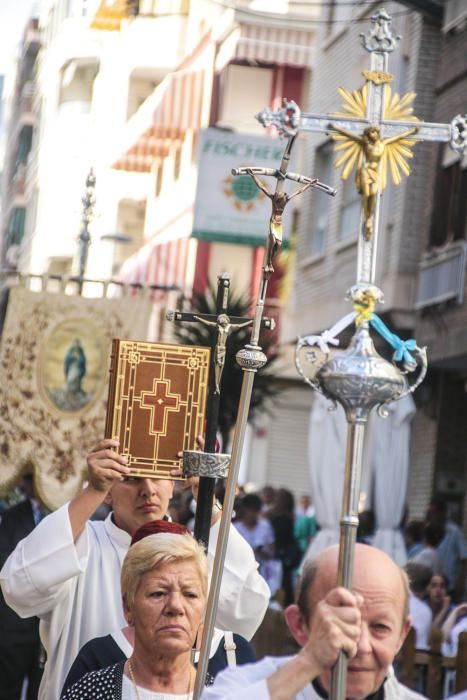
(402, 499), (467, 665)
(170, 483), (318, 609)
(1, 472), (467, 699)
(169, 484), (467, 616)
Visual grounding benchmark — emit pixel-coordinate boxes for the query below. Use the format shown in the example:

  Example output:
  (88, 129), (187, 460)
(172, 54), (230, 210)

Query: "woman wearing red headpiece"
(61, 521), (255, 697)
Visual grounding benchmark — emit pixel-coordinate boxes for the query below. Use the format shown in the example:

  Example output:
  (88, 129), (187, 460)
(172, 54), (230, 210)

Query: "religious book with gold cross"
(105, 339), (210, 479)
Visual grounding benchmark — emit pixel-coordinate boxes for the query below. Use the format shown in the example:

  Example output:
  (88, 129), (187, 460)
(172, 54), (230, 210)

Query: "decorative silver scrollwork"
(377, 344), (428, 417)
(450, 115), (467, 154)
(236, 344), (267, 371)
(294, 336), (322, 392)
(183, 451), (230, 479)
(255, 100), (301, 138)
(360, 8), (400, 54)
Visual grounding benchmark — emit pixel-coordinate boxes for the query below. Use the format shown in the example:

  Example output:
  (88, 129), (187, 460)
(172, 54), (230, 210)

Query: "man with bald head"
(202, 543), (427, 700)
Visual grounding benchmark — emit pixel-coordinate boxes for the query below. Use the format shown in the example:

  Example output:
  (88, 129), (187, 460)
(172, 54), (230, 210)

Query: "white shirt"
(234, 519), (275, 550)
(442, 616), (467, 656)
(200, 656), (428, 700)
(121, 675), (193, 700)
(408, 595), (432, 650)
(0, 504), (269, 700)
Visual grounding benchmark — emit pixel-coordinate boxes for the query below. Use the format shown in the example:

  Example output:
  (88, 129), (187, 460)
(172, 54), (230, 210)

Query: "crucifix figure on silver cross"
(232, 136), (336, 278)
(256, 6), (467, 288)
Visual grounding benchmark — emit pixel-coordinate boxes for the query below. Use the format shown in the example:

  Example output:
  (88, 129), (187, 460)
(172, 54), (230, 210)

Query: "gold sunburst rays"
(331, 83), (419, 190)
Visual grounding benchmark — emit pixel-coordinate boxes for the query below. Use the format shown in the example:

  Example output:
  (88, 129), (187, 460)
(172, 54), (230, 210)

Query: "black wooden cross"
(167, 272), (274, 548)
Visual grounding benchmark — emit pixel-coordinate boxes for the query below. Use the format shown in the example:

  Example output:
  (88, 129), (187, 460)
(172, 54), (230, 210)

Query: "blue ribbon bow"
(370, 314), (417, 366)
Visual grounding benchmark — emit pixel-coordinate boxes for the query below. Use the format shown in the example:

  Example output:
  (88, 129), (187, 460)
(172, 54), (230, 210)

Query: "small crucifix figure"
(233, 142), (336, 279)
(167, 273), (274, 548)
(169, 297), (274, 395)
(245, 170), (320, 274)
(193, 313), (252, 394)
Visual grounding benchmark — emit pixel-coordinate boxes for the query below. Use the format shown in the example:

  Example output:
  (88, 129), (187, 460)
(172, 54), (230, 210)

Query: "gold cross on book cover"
(105, 340), (210, 479)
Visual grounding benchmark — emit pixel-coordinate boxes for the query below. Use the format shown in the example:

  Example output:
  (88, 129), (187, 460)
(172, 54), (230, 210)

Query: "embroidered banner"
(0, 287), (153, 510)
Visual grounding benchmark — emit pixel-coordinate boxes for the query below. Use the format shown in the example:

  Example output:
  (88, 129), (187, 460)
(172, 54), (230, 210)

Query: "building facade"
(410, 0), (467, 527)
(0, 18), (41, 270)
(264, 0), (467, 529)
(0, 0), (320, 494)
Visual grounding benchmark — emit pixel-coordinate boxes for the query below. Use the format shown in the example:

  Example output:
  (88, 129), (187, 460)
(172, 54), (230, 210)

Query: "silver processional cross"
(257, 7), (467, 287)
(257, 7), (466, 700)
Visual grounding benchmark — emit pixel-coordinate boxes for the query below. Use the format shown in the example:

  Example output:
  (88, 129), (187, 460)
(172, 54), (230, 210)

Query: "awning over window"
(113, 69), (206, 172)
(113, 33), (214, 173)
(217, 22), (315, 71)
(117, 235), (191, 293)
(90, 0), (128, 31)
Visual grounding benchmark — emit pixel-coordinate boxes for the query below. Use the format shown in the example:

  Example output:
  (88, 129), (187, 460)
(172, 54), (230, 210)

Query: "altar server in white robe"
(0, 439), (269, 700)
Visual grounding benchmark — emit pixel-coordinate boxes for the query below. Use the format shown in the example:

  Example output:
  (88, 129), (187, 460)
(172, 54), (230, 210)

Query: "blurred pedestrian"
(0, 473), (47, 699)
(442, 602), (467, 656)
(295, 494), (315, 519)
(234, 494), (282, 597)
(260, 485), (275, 514)
(412, 523), (444, 572)
(404, 562), (433, 650)
(405, 520), (425, 560)
(267, 488), (301, 607)
(294, 507), (317, 559)
(426, 498), (467, 600)
(427, 573), (453, 628)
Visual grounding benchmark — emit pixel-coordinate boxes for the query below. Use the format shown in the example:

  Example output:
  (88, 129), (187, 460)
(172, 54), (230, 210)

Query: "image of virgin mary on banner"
(0, 286), (153, 510)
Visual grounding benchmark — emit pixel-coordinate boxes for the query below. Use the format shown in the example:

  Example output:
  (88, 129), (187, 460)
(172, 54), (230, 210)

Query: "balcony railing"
(416, 241), (467, 309)
(11, 164), (27, 199)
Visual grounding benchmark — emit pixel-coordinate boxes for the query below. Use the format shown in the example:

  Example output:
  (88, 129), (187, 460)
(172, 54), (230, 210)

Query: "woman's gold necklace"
(128, 659), (143, 700)
(128, 658), (194, 700)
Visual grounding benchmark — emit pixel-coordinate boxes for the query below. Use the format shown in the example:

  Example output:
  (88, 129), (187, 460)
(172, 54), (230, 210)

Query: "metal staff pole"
(191, 194), (277, 700)
(193, 133), (335, 698)
(295, 290), (428, 697)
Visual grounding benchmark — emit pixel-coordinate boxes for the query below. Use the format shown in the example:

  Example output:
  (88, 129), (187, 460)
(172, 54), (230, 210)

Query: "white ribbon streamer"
(301, 311), (357, 354)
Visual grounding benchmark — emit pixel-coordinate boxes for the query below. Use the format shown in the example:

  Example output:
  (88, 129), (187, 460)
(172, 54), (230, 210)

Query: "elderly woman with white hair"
(62, 531), (209, 699)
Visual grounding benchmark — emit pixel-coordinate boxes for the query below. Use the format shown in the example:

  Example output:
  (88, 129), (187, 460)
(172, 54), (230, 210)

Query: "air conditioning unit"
(416, 241), (467, 309)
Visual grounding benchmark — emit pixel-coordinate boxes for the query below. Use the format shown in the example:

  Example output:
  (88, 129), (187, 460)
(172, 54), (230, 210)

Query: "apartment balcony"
(19, 83), (35, 119)
(11, 83), (36, 140)
(89, 0), (189, 31)
(137, 0), (189, 17)
(232, 0), (321, 24)
(416, 242), (467, 309)
(214, 4), (316, 73)
(10, 164), (27, 203)
(22, 18), (41, 60)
